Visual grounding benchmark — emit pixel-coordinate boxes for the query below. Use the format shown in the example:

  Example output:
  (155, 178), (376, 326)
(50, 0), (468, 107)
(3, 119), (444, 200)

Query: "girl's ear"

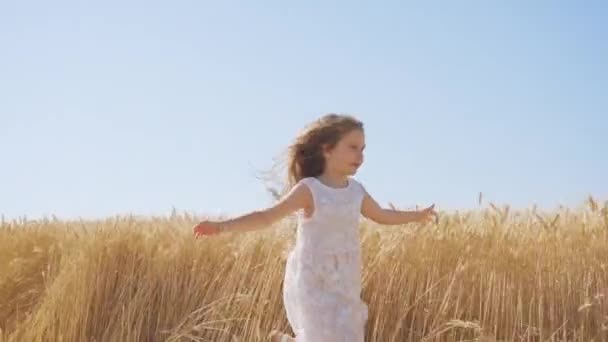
(321, 143), (332, 158)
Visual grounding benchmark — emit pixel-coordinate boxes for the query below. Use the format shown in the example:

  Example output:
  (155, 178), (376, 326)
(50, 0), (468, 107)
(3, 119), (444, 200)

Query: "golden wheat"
(1, 200), (608, 341)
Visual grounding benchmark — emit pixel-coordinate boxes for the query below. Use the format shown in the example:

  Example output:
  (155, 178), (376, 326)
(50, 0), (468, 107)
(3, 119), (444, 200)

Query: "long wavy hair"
(262, 114), (364, 200)
(286, 114), (364, 188)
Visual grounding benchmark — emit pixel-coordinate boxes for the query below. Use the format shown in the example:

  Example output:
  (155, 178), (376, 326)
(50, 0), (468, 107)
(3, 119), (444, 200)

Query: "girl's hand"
(193, 221), (222, 238)
(417, 204), (438, 224)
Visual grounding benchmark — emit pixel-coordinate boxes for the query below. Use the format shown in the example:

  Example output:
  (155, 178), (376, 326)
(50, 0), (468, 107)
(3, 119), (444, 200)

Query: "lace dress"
(283, 177), (368, 342)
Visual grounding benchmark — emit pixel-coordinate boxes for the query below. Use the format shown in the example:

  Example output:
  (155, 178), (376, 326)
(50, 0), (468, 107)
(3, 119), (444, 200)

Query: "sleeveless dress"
(283, 177), (369, 342)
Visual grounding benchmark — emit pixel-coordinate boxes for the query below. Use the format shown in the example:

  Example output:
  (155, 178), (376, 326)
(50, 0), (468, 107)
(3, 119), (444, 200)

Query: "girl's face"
(323, 129), (366, 176)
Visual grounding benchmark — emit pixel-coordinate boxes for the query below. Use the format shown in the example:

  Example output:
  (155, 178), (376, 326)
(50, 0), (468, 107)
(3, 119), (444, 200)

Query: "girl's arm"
(361, 191), (436, 225)
(194, 182), (312, 236)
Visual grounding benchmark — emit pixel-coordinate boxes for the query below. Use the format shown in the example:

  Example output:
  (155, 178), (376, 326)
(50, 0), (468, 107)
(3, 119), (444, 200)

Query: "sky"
(1, 1), (607, 220)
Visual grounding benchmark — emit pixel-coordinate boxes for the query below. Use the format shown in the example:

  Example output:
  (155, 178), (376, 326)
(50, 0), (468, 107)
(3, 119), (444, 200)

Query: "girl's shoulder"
(297, 177), (316, 187)
(347, 177), (367, 194)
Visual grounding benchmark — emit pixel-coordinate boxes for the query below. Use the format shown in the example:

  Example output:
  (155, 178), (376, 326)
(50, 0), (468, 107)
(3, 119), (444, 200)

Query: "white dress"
(283, 177), (369, 342)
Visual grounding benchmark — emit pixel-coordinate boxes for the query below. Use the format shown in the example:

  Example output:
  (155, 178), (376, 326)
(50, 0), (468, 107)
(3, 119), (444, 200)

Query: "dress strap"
(297, 177), (320, 205)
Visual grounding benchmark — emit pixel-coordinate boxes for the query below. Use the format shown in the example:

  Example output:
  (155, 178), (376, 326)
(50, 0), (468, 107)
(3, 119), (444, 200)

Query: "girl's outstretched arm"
(361, 191), (436, 225)
(194, 182), (312, 237)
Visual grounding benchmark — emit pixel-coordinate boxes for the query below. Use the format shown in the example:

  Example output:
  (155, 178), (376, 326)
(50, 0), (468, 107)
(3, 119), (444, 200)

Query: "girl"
(193, 114), (437, 342)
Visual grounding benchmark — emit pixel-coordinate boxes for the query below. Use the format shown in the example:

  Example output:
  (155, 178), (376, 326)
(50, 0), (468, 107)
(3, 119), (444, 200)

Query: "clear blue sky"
(1, 1), (606, 220)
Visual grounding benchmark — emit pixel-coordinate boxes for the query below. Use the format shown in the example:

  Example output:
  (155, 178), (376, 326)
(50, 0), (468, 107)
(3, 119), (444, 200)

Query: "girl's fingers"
(193, 223), (210, 237)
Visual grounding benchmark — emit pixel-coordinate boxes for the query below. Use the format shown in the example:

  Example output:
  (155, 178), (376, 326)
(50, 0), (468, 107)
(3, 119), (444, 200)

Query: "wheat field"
(1, 198), (608, 342)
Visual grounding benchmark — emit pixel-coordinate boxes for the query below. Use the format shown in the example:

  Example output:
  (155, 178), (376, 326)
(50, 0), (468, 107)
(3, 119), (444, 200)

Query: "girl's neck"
(317, 172), (349, 189)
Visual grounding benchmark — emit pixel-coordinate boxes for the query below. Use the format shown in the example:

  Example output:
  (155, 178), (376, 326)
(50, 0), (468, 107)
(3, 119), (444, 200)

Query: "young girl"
(193, 114), (437, 342)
